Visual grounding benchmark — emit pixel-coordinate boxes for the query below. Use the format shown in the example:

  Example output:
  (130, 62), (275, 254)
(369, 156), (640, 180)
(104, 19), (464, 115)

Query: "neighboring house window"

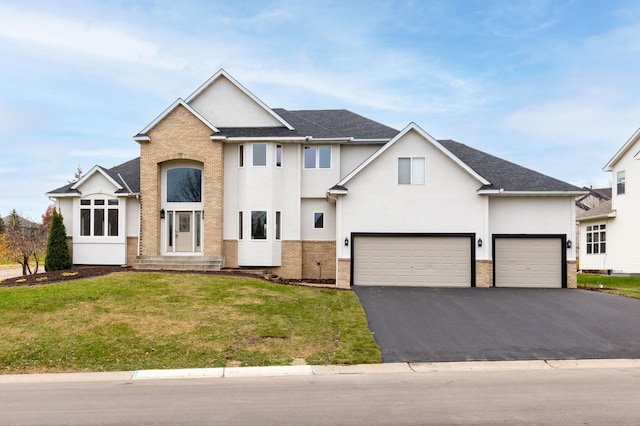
(314, 212), (324, 229)
(251, 211), (267, 240)
(80, 198), (119, 237)
(398, 157), (426, 184)
(239, 145), (244, 168)
(275, 211), (281, 240)
(276, 144), (283, 167)
(167, 168), (202, 202)
(586, 224), (606, 254)
(617, 171), (625, 195)
(238, 211), (243, 240)
(304, 146), (331, 169)
(253, 143), (267, 167)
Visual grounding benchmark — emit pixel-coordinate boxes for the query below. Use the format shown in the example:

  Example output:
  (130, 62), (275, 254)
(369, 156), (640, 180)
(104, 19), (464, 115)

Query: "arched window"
(167, 168), (202, 202)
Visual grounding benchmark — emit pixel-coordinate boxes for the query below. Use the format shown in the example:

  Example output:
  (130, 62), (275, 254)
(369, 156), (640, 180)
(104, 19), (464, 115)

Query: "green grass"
(577, 273), (640, 299)
(0, 272), (380, 374)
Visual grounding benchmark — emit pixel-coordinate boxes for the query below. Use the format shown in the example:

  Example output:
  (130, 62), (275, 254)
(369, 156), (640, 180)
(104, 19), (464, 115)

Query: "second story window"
(398, 157), (426, 184)
(239, 145), (244, 167)
(276, 144), (283, 167)
(304, 146), (331, 169)
(253, 143), (267, 167)
(617, 170), (626, 195)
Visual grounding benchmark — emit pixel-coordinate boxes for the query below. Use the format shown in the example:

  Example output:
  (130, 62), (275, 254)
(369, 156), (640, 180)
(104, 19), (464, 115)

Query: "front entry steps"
(133, 256), (224, 272)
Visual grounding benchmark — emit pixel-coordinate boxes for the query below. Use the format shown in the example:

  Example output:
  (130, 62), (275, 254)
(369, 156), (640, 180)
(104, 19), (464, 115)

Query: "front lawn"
(577, 273), (640, 299)
(0, 272), (380, 374)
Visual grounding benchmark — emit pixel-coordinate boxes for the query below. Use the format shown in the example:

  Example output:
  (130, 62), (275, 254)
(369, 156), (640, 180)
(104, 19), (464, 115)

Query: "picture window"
(586, 224), (606, 254)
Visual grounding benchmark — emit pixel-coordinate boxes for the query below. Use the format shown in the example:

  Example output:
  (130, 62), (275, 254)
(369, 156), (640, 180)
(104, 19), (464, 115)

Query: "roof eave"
(577, 210), (617, 221)
(482, 190), (589, 197)
(603, 126), (640, 171)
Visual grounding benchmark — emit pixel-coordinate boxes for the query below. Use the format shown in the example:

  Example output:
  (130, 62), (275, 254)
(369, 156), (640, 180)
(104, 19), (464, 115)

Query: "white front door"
(175, 212), (193, 252)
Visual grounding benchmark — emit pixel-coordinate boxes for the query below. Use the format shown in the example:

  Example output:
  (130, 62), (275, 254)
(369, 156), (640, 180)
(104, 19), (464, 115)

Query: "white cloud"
(0, 4), (179, 69)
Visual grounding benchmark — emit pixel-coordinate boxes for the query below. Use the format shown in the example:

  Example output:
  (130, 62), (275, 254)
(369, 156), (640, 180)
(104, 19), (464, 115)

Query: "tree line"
(0, 206), (71, 275)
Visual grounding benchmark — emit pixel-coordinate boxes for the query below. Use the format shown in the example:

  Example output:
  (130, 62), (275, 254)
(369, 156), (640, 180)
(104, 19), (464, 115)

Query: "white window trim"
(252, 143), (268, 167)
(398, 156), (426, 185)
(275, 144), (283, 168)
(586, 224), (606, 255)
(79, 197), (120, 238)
(313, 212), (325, 229)
(250, 210), (268, 240)
(238, 144), (244, 168)
(617, 170), (625, 195)
(303, 145), (332, 170)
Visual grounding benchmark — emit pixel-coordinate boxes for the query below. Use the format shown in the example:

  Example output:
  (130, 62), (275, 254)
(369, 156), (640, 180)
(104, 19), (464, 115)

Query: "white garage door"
(494, 238), (562, 288)
(353, 236), (471, 287)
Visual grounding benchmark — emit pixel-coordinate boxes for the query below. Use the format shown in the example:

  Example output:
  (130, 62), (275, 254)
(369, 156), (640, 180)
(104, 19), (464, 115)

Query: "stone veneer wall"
(337, 258), (351, 289)
(475, 260), (493, 288)
(139, 105), (224, 257)
(567, 261), (577, 289)
(302, 241), (336, 280)
(222, 240), (238, 268)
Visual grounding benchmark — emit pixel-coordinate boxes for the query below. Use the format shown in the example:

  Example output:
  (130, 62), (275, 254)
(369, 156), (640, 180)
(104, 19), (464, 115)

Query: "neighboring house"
(577, 127), (640, 273)
(574, 186), (611, 257)
(47, 69), (585, 288)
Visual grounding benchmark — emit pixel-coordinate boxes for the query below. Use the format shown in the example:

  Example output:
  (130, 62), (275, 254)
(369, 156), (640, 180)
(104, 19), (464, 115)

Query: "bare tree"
(67, 166), (83, 184)
(4, 209), (47, 275)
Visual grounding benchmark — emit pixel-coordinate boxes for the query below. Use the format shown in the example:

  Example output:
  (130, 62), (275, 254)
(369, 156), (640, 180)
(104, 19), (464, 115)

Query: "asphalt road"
(354, 287), (640, 362)
(1, 364), (640, 425)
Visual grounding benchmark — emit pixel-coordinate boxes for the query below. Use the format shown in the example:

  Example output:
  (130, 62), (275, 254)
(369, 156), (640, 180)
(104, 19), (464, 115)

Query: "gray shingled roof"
(438, 140), (583, 192)
(48, 158), (140, 195)
(214, 110), (399, 140)
(273, 109), (399, 139)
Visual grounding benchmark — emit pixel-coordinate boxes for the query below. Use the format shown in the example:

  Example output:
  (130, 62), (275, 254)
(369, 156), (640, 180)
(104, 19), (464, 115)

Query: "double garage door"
(352, 234), (564, 288)
(353, 235), (473, 287)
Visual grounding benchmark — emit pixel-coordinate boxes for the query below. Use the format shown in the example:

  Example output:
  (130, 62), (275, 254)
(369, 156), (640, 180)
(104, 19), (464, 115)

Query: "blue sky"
(1, 0), (639, 220)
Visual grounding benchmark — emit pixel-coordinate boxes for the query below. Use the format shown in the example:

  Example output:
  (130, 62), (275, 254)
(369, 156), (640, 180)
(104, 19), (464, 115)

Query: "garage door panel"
(354, 236), (471, 287)
(495, 238), (562, 288)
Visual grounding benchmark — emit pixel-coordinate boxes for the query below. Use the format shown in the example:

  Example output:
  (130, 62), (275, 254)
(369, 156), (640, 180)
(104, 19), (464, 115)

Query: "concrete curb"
(2, 359), (639, 384)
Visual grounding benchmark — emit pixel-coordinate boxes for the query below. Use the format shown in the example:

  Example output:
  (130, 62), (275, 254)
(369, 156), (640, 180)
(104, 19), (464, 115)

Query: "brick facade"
(301, 241), (336, 280)
(475, 260), (493, 288)
(567, 261), (577, 289)
(337, 258), (351, 288)
(139, 105), (224, 257)
(222, 239), (238, 268)
(126, 237), (138, 266)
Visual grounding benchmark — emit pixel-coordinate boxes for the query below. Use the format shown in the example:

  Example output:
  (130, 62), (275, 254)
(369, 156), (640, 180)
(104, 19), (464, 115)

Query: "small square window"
(398, 157), (425, 184)
(314, 212), (324, 229)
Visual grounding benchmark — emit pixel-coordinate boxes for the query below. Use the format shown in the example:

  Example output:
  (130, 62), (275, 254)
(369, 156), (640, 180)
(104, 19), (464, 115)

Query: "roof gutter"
(576, 210), (617, 221)
(478, 190), (589, 197)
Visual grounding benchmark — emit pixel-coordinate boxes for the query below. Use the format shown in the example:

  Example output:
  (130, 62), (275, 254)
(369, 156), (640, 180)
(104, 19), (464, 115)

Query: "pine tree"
(0, 216), (5, 235)
(44, 209), (72, 271)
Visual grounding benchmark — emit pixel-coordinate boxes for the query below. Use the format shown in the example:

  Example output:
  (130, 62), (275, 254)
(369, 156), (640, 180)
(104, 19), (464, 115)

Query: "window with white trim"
(617, 170), (625, 195)
(238, 211), (243, 240)
(251, 211), (267, 240)
(398, 157), (425, 184)
(276, 144), (283, 167)
(80, 198), (119, 237)
(253, 143), (267, 167)
(239, 145), (244, 168)
(586, 224), (606, 254)
(313, 212), (324, 229)
(304, 146), (331, 169)
(275, 211), (281, 240)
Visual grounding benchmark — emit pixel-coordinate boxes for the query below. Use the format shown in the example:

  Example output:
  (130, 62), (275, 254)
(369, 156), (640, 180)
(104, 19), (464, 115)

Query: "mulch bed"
(0, 266), (340, 289)
(0, 266), (129, 287)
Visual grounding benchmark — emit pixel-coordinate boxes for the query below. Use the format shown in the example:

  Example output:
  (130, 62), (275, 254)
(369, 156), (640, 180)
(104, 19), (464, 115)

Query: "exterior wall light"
(344, 237), (349, 246)
(477, 238), (482, 247)
(566, 240), (572, 249)
(160, 209), (165, 219)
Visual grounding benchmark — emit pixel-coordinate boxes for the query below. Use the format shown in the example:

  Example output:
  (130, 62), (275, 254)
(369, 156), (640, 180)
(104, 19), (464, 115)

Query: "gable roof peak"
(134, 98), (219, 140)
(604, 125), (640, 171)
(185, 69), (294, 130)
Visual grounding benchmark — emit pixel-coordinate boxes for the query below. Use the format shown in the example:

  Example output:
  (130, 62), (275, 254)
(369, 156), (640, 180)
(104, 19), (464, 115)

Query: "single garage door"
(353, 235), (472, 287)
(494, 237), (563, 288)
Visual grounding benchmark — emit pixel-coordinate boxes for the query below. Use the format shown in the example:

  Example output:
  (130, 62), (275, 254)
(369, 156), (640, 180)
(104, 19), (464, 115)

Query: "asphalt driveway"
(353, 286), (640, 363)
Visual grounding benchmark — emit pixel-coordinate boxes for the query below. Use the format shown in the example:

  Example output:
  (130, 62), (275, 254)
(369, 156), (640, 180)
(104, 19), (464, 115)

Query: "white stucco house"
(47, 69), (585, 288)
(577, 127), (640, 273)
